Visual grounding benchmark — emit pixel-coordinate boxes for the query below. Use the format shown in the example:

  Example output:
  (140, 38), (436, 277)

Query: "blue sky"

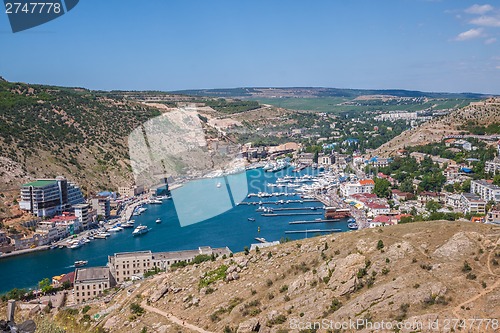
(1, 0), (499, 93)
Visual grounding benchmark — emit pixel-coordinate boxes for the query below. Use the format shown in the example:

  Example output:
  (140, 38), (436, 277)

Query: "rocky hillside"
(0, 79), (163, 193)
(374, 98), (500, 157)
(22, 220), (499, 333)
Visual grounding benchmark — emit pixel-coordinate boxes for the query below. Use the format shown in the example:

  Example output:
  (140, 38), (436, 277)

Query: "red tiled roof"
(359, 179), (375, 186)
(372, 215), (391, 223)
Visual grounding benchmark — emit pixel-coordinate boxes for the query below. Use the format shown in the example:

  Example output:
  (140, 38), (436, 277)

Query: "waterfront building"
(340, 179), (375, 197)
(91, 196), (111, 219)
(19, 176), (85, 217)
(470, 179), (500, 203)
(73, 203), (91, 229)
(49, 212), (82, 235)
(74, 267), (115, 303)
(320, 154), (335, 165)
(108, 246), (232, 283)
(118, 184), (145, 198)
(35, 221), (61, 244)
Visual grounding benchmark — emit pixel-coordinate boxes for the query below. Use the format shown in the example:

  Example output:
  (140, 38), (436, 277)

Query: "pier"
(272, 207), (322, 211)
(285, 229), (341, 234)
(289, 219), (340, 224)
(262, 212), (324, 217)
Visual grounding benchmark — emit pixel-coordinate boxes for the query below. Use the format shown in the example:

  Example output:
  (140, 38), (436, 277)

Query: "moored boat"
(132, 225), (149, 236)
(348, 222), (359, 230)
(155, 218), (162, 224)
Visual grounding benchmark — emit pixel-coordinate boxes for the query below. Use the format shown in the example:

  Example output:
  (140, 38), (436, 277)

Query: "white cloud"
(454, 28), (484, 41)
(485, 37), (497, 44)
(470, 15), (500, 27)
(465, 4), (494, 15)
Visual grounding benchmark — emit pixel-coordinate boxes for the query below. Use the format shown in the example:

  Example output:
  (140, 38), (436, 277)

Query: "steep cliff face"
(31, 220), (499, 333)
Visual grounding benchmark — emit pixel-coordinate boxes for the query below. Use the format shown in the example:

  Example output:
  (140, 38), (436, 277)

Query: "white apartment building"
(340, 179), (375, 197)
(470, 180), (500, 203)
(460, 193), (486, 215)
(73, 203), (91, 229)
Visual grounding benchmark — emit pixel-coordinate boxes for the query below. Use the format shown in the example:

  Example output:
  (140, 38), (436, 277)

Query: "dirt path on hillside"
(141, 301), (215, 333)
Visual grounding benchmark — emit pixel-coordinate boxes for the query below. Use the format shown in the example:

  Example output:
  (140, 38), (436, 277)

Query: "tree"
(38, 278), (53, 294)
(373, 178), (392, 198)
(462, 179), (471, 193)
(376, 240), (384, 250)
(425, 200), (441, 213)
(493, 175), (500, 186)
(399, 178), (414, 194)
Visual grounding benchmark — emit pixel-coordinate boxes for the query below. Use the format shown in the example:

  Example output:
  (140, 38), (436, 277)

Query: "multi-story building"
(35, 221), (61, 245)
(485, 158), (500, 175)
(470, 180), (500, 203)
(460, 193), (486, 215)
(49, 212), (82, 235)
(118, 185), (145, 198)
(74, 267), (115, 303)
(73, 203), (91, 229)
(19, 177), (85, 217)
(320, 154), (335, 165)
(108, 246), (232, 283)
(108, 251), (153, 283)
(340, 179), (375, 197)
(91, 196), (111, 219)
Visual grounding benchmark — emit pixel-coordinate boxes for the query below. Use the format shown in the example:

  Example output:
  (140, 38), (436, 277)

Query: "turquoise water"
(0, 168), (349, 294)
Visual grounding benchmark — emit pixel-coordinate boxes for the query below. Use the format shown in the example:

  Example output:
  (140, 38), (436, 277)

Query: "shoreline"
(0, 245), (50, 260)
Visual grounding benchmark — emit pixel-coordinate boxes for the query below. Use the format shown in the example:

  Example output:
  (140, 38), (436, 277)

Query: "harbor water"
(0, 168), (350, 294)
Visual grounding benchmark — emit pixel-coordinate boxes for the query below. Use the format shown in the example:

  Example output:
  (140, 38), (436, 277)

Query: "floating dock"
(272, 207), (323, 211)
(289, 219), (340, 224)
(285, 229), (341, 234)
(262, 212), (324, 217)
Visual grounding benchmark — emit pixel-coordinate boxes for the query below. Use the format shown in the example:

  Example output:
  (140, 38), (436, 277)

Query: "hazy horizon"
(1, 1), (499, 94)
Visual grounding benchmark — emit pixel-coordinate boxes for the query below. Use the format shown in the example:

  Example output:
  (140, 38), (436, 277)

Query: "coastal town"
(2, 104), (500, 310)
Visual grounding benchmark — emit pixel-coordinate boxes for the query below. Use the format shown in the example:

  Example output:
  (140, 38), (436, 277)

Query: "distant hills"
(172, 87), (490, 99)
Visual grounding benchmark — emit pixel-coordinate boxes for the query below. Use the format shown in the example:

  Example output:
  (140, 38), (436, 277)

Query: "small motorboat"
(348, 222), (359, 230)
(155, 218), (162, 224)
(248, 218), (256, 222)
(74, 260), (88, 267)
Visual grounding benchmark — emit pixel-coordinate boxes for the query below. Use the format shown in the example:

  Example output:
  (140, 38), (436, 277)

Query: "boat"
(248, 218), (256, 222)
(216, 182), (222, 188)
(148, 199), (163, 204)
(108, 226), (123, 232)
(155, 218), (162, 224)
(132, 225), (149, 236)
(347, 217), (356, 223)
(67, 240), (83, 249)
(348, 223), (359, 230)
(121, 220), (134, 228)
(74, 260), (88, 267)
(95, 232), (110, 239)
